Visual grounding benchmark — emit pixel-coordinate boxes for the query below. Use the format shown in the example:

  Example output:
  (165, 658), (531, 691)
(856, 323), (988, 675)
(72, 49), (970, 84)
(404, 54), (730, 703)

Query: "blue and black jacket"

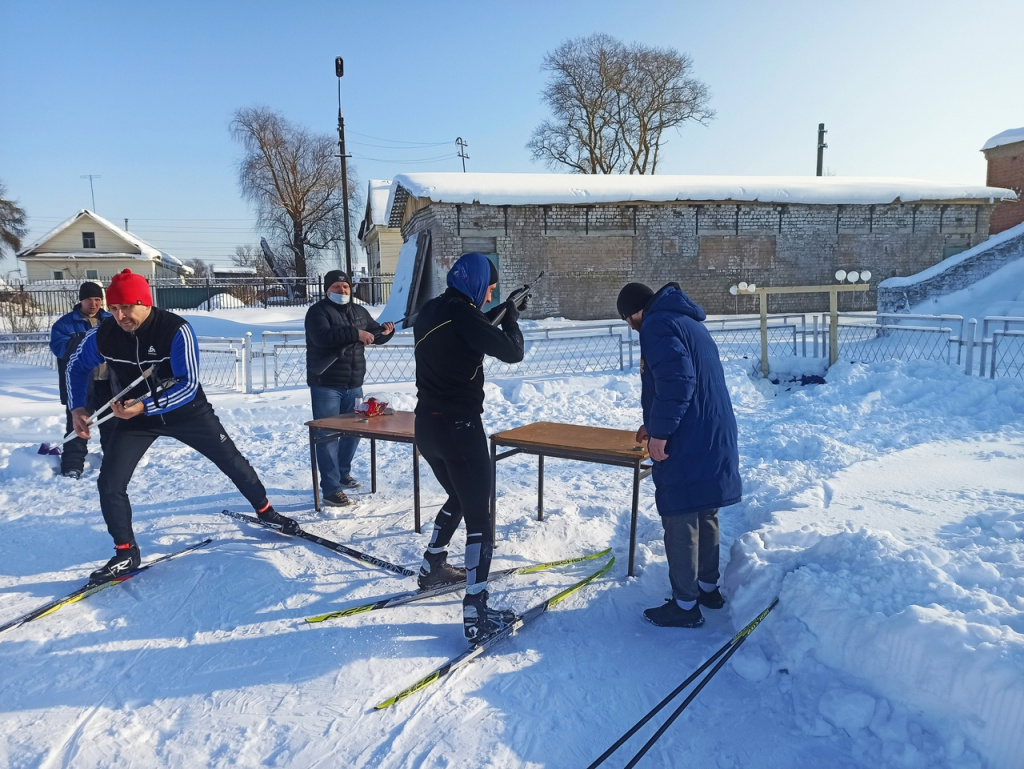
(49, 303), (112, 405)
(67, 307), (206, 423)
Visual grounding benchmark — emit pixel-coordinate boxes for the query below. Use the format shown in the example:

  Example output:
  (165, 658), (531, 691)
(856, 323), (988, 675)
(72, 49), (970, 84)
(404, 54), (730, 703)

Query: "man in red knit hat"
(66, 269), (299, 582)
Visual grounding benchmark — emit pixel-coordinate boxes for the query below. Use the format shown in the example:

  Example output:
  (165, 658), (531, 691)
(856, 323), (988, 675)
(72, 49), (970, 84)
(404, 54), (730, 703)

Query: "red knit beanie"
(106, 269), (153, 306)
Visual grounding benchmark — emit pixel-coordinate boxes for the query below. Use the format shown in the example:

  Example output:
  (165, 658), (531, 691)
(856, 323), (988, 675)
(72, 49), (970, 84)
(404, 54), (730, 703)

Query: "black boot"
(418, 550), (467, 590)
(90, 543), (141, 583)
(257, 505), (301, 535)
(463, 590), (516, 643)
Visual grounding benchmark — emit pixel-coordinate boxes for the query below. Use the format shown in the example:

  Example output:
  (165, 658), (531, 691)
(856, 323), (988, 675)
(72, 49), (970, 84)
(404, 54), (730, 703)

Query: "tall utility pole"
(816, 123), (828, 176)
(81, 175), (100, 210)
(335, 56), (353, 279)
(456, 137), (470, 172)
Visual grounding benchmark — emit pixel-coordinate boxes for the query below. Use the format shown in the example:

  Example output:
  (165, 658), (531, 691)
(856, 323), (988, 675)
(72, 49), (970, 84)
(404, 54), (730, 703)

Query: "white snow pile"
(0, 307), (1022, 768)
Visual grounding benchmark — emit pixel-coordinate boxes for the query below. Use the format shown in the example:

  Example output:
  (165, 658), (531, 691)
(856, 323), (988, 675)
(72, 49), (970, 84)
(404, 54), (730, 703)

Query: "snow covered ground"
(1, 299), (1023, 768)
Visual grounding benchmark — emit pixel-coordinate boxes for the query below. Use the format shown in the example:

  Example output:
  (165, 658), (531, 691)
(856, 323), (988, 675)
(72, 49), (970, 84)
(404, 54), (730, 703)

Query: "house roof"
(386, 173), (1017, 227)
(981, 127), (1024, 152)
(17, 209), (192, 273)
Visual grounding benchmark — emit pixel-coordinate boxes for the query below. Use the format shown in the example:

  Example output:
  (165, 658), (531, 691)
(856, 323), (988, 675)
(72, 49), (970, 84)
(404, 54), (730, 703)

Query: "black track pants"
(97, 402), (267, 545)
(415, 412), (494, 587)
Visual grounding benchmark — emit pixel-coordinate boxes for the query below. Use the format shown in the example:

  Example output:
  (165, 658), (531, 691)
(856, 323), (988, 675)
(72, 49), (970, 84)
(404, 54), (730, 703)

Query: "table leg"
(371, 438), (377, 494)
(537, 454), (544, 521)
(490, 440), (498, 543)
(629, 462), (641, 577)
(309, 426), (321, 512)
(413, 444), (421, 534)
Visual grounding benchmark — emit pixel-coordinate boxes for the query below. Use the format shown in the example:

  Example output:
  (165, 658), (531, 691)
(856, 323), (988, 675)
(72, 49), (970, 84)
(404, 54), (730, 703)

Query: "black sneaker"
(417, 550), (467, 590)
(62, 469), (82, 480)
(257, 506), (301, 535)
(644, 599), (705, 628)
(323, 491), (353, 508)
(463, 590), (516, 643)
(90, 544), (141, 583)
(698, 586), (726, 610)
(339, 476), (362, 489)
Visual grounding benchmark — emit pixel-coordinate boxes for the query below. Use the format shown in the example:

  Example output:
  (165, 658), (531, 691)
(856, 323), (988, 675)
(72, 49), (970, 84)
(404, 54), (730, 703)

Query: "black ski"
(306, 547), (613, 623)
(0, 538), (214, 635)
(221, 509), (415, 577)
(375, 555), (615, 709)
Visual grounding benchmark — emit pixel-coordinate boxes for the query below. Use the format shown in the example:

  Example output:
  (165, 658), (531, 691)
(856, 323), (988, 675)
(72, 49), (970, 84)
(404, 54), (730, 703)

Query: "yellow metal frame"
(744, 284), (870, 376)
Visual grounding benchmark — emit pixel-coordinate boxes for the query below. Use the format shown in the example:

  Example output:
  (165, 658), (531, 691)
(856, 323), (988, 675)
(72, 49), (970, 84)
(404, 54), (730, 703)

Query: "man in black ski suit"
(305, 269), (395, 508)
(413, 252), (525, 642)
(67, 269), (300, 582)
(49, 281), (113, 478)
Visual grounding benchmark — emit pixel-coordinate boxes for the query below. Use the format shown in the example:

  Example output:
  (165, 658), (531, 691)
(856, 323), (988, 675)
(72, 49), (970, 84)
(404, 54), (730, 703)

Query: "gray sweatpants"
(662, 508), (720, 603)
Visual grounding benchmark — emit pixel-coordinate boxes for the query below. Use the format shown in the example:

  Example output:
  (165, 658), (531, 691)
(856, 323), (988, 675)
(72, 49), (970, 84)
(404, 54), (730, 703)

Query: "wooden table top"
(306, 410), (416, 440)
(490, 421), (648, 461)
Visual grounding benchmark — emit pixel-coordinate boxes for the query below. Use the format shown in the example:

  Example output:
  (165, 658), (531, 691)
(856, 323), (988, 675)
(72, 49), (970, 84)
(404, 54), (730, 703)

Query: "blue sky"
(2, 0), (1022, 270)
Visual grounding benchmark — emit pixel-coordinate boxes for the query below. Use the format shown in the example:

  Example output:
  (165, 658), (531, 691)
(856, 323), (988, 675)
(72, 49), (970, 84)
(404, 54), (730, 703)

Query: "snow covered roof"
(386, 173), (1016, 226)
(366, 180), (394, 227)
(17, 209), (193, 274)
(981, 127), (1024, 151)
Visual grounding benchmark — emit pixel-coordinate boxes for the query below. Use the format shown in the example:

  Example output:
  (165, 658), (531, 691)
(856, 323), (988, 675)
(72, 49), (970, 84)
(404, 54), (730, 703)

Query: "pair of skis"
(374, 554), (616, 709)
(0, 538), (213, 635)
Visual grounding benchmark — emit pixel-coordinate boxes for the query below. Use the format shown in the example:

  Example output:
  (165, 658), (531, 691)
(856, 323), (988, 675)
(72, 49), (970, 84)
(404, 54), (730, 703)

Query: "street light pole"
(336, 56), (353, 279)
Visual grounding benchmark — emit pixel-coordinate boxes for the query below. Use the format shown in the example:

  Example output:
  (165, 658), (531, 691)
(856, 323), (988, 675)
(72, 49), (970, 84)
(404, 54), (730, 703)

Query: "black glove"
(516, 293), (529, 312)
(502, 296), (520, 324)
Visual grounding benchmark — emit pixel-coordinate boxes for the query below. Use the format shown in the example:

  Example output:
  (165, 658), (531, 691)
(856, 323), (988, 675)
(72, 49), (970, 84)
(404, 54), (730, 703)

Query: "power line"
(348, 130), (452, 147)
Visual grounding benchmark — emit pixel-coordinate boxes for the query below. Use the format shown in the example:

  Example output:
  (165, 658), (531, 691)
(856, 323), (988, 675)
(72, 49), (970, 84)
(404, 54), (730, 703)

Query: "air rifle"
(490, 270), (545, 326)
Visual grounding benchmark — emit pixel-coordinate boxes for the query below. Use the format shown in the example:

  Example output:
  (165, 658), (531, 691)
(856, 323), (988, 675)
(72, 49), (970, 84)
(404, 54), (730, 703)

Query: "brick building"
(383, 173), (1013, 320)
(982, 127), (1024, 235)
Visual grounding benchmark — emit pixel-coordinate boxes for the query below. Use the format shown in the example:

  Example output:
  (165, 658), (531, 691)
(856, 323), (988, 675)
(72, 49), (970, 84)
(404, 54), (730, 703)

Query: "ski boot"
(463, 590), (516, 643)
(90, 543), (141, 583)
(418, 550), (466, 590)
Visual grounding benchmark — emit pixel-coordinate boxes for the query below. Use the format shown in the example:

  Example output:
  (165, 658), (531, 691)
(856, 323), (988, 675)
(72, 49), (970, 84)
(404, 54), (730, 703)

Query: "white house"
(16, 209), (193, 284)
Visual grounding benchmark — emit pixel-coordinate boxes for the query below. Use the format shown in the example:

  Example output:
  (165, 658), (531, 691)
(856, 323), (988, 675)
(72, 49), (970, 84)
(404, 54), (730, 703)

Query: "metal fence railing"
(6, 311), (1024, 390)
(0, 273), (395, 319)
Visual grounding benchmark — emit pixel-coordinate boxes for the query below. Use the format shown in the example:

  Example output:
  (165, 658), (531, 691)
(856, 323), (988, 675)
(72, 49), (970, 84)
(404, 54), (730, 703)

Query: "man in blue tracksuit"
(49, 281), (113, 478)
(617, 281), (742, 628)
(67, 269), (299, 582)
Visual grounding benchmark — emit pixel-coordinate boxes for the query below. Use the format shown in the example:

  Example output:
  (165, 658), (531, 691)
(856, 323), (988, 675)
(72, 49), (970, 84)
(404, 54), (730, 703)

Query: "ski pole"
(40, 365), (156, 453)
(85, 378), (178, 432)
(587, 597), (779, 769)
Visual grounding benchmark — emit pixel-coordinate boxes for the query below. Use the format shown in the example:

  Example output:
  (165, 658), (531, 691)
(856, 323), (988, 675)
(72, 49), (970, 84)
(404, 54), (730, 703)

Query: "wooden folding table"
(489, 421), (651, 576)
(305, 410), (423, 532)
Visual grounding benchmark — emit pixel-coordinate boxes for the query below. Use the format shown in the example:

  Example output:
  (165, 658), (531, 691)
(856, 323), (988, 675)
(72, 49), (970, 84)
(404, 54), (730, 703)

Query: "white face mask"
(328, 292), (351, 305)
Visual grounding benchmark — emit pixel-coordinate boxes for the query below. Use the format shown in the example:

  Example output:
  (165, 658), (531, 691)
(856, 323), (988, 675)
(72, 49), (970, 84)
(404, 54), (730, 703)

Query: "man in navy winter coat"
(617, 281), (742, 628)
(49, 281), (113, 478)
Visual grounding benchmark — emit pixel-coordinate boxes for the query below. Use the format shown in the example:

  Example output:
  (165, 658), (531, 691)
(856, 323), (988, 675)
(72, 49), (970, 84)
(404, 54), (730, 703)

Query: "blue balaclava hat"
(447, 252), (497, 308)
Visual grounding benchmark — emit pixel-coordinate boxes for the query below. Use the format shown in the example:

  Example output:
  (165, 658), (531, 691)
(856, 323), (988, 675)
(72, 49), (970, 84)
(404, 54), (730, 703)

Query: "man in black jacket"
(67, 269), (299, 582)
(305, 270), (394, 508)
(413, 252), (524, 643)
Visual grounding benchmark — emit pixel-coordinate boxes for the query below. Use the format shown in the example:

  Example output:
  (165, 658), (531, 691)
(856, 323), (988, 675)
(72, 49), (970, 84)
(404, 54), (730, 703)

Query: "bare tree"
(183, 258), (214, 279)
(0, 180), (28, 261)
(528, 34), (715, 174)
(230, 107), (359, 286)
(232, 243), (281, 277)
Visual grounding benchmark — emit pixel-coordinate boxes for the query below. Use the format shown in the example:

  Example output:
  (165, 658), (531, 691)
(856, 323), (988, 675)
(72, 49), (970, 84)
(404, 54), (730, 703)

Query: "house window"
(82, 232), (96, 248)
(86, 269), (99, 279)
(53, 270), (64, 280)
